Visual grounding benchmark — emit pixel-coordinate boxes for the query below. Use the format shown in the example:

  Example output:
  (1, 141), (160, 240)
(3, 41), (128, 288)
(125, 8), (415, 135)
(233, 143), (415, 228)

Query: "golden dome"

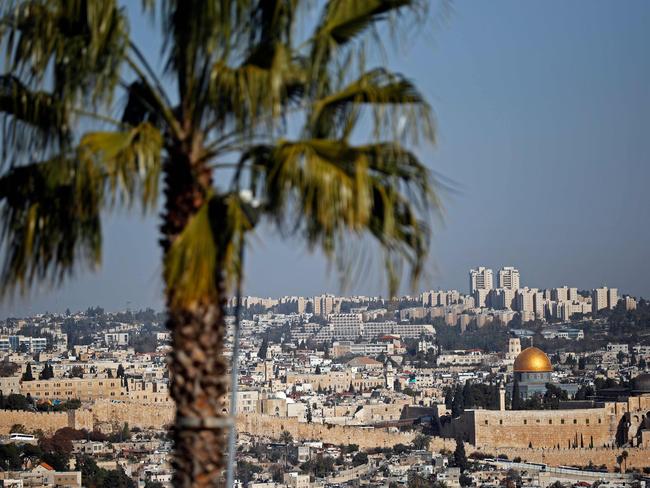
(513, 347), (552, 372)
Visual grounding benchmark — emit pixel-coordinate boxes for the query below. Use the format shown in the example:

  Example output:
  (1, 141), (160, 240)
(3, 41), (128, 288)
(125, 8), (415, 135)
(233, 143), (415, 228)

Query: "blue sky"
(2, 0), (649, 316)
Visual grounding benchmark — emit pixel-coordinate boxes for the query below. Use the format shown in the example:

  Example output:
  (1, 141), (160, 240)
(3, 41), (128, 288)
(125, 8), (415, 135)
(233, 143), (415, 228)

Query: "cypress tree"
(451, 384), (464, 418)
(22, 363), (34, 382)
(453, 438), (467, 471)
(511, 377), (522, 410)
(462, 381), (474, 408)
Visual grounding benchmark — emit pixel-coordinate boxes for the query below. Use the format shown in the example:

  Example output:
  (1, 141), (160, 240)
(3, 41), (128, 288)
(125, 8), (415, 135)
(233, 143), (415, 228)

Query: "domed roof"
(632, 373), (650, 393)
(513, 347), (552, 372)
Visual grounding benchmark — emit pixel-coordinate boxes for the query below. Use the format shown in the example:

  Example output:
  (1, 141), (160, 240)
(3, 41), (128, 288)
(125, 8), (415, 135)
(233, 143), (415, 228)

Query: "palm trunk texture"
(162, 152), (228, 487)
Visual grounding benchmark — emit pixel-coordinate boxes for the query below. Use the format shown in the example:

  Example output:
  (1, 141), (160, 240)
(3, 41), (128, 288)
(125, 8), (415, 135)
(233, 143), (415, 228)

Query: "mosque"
(509, 345), (579, 399)
(443, 342), (650, 449)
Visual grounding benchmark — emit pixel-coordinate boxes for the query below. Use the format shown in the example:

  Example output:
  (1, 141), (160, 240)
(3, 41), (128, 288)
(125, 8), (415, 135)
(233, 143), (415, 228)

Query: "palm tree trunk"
(167, 300), (228, 487)
(162, 151), (228, 487)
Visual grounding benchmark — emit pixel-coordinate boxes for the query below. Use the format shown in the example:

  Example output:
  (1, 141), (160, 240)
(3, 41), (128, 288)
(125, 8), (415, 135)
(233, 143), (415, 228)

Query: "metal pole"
(225, 243), (245, 488)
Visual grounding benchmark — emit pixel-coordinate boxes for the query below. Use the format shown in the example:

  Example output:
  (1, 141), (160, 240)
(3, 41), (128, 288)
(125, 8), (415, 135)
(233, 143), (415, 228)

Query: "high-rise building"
(498, 267), (520, 290)
(313, 294), (335, 317)
(473, 289), (490, 308)
(607, 288), (618, 309)
(489, 288), (516, 310)
(469, 267), (494, 294)
(592, 287), (618, 315)
(551, 286), (569, 302)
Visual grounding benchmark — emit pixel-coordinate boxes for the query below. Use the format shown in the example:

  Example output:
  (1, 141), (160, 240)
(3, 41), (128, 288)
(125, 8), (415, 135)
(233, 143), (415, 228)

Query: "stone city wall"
(0, 400), (174, 435)
(0, 409), (71, 435)
(236, 414), (455, 451)
(472, 446), (650, 471)
(88, 399), (175, 431)
(468, 408), (617, 449)
(442, 407), (624, 449)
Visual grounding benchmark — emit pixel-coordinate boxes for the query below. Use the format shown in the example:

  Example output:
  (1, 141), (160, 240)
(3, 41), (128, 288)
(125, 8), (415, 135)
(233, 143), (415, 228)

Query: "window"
(485, 420), (489, 425)
(561, 419), (565, 424)
(573, 419), (577, 424)
(586, 419), (589, 425)
(549, 419), (552, 424)
(523, 419), (527, 425)
(499, 419), (503, 425)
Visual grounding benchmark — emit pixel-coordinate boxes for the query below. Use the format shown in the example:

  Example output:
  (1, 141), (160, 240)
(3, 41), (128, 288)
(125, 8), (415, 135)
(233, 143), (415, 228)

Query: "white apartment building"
(104, 332), (129, 346)
(498, 267), (520, 290)
(469, 267), (493, 294)
(514, 288), (545, 321)
(0, 335), (47, 353)
(551, 286), (578, 302)
(313, 294), (336, 317)
(592, 287), (618, 314)
(331, 341), (395, 358)
(328, 313), (363, 339)
(436, 350), (484, 366)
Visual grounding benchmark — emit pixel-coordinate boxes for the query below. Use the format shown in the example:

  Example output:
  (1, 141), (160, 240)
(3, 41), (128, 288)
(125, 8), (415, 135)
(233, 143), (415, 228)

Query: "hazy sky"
(2, 0), (649, 317)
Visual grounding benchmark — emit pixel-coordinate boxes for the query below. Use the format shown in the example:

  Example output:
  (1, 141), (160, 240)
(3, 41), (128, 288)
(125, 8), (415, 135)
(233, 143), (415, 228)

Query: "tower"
(499, 383), (506, 411)
(507, 337), (521, 361)
(384, 363), (395, 390)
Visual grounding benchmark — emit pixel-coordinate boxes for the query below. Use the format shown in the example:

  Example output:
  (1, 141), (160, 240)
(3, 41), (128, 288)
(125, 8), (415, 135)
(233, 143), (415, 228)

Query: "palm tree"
(279, 430), (293, 469)
(621, 449), (628, 473)
(0, 1), (439, 486)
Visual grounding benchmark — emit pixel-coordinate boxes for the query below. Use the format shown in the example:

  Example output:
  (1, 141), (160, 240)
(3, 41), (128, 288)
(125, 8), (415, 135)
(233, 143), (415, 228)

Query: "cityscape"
(0, 1), (648, 487)
(1, 266), (649, 487)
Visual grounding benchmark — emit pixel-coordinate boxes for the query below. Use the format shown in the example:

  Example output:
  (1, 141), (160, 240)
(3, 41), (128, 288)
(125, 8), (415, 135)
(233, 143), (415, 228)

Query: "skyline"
(2, 0), (650, 316)
(0, 261), (639, 318)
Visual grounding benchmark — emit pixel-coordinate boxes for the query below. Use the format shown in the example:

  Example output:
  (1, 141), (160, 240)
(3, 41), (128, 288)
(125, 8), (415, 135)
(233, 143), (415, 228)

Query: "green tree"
(621, 450), (628, 473)
(144, 482), (164, 488)
(236, 460), (263, 486)
(0, 2), (438, 486)
(279, 430), (293, 469)
(22, 363), (34, 381)
(462, 381), (474, 408)
(10, 423), (28, 433)
(511, 377), (523, 410)
(120, 423), (131, 442)
(352, 451), (368, 466)
(451, 384), (464, 418)
(453, 438), (467, 471)
(413, 433), (431, 451)
(101, 468), (135, 488)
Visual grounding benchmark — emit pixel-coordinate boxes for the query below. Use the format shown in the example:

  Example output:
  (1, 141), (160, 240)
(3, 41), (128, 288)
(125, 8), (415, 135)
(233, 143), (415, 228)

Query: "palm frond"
(209, 44), (304, 132)
(164, 192), (257, 308)
(79, 123), (163, 210)
(308, 68), (434, 141)
(244, 138), (438, 295)
(0, 74), (70, 163)
(0, 157), (104, 295)
(1, 0), (129, 107)
(309, 0), (423, 90)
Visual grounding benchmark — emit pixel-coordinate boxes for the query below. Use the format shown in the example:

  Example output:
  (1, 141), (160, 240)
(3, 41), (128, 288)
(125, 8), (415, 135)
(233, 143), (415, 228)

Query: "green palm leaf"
(244, 138), (437, 295)
(309, 68), (434, 141)
(0, 75), (69, 161)
(80, 123), (163, 210)
(0, 157), (103, 293)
